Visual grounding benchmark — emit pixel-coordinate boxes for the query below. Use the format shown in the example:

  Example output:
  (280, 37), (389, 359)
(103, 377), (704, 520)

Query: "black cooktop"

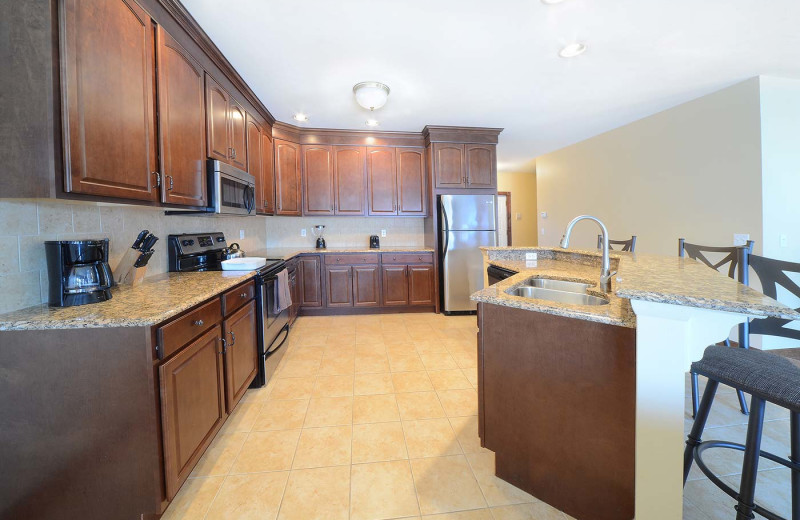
(167, 233), (282, 274)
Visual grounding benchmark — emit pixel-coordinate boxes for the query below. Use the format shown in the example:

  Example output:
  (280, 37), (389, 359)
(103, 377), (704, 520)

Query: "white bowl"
(221, 257), (267, 271)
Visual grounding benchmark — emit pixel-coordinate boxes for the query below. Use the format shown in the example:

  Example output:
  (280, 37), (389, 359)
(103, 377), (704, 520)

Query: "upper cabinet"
(246, 115), (263, 208)
(425, 125), (501, 191)
(302, 145), (335, 215)
(274, 139), (302, 216)
(205, 74), (248, 171)
(465, 144), (496, 188)
(260, 131), (275, 215)
(156, 26), (207, 207)
(62, 0), (158, 201)
(367, 147), (397, 216)
(396, 148), (427, 216)
(334, 147), (366, 216)
(433, 144), (465, 189)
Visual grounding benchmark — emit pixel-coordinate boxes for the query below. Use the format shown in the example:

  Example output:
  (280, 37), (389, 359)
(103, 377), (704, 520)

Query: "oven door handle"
(265, 325), (289, 357)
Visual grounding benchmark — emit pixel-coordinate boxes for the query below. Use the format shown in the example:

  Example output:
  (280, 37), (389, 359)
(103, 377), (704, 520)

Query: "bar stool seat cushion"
(692, 345), (800, 413)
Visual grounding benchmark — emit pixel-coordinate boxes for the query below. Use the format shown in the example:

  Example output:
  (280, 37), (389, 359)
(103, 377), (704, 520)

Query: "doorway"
(497, 192), (512, 246)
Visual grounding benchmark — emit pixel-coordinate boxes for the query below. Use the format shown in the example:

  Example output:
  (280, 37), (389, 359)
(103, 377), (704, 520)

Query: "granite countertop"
(472, 247), (800, 328)
(251, 246), (434, 260)
(0, 270), (256, 331)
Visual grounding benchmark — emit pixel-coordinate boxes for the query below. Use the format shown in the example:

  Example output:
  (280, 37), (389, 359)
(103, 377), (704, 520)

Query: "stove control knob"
(181, 239), (191, 246)
(216, 236), (225, 242)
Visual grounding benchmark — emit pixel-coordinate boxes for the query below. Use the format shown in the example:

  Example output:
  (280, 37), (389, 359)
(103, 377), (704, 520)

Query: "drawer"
(157, 298), (222, 359)
(381, 252), (433, 264)
(324, 253), (379, 265)
(222, 279), (256, 316)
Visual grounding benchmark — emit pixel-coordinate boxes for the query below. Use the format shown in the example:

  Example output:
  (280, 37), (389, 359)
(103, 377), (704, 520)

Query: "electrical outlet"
(516, 212), (522, 221)
(541, 227), (545, 235)
(780, 234), (788, 248)
(300, 228), (306, 237)
(239, 229), (245, 239)
(381, 229), (386, 237)
(540, 211), (548, 219)
(733, 233), (750, 246)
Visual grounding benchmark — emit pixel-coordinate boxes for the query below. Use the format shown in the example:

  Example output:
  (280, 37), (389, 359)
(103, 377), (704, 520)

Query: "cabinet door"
(353, 265), (380, 307)
(325, 266), (353, 307)
(159, 325), (226, 500)
(156, 27), (207, 207)
(302, 145), (335, 215)
(396, 147), (427, 216)
(246, 115), (263, 208)
(223, 300), (257, 412)
(334, 146), (366, 215)
(367, 147), (397, 215)
(299, 255), (322, 307)
(465, 144), (496, 188)
(274, 139), (302, 215)
(261, 130), (275, 214)
(62, 0), (158, 201)
(408, 265), (435, 305)
(381, 265), (408, 306)
(433, 143), (465, 188)
(205, 74), (230, 163)
(288, 265), (298, 324)
(229, 99), (248, 170)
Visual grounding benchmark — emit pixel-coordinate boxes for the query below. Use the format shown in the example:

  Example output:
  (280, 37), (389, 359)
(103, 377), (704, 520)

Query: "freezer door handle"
(442, 204), (451, 260)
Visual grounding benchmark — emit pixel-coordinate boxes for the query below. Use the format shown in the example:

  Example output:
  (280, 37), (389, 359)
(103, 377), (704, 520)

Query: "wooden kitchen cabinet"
(287, 260), (299, 325)
(353, 265), (381, 307)
(260, 131), (275, 214)
(155, 27), (207, 207)
(160, 325), (227, 500)
(433, 143), (465, 188)
(465, 144), (496, 188)
(205, 74), (247, 169)
(381, 265), (409, 306)
(62, 0), (158, 202)
(396, 147), (427, 215)
(302, 145), (335, 215)
(367, 147), (397, 215)
(334, 146), (366, 215)
(408, 264), (435, 305)
(325, 266), (353, 307)
(229, 99), (248, 170)
(246, 115), (263, 208)
(298, 255), (323, 306)
(275, 139), (302, 215)
(222, 300), (257, 412)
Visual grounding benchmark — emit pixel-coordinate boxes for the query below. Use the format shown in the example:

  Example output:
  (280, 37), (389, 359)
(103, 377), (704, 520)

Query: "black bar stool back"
(680, 238), (755, 417)
(597, 234), (637, 252)
(684, 253), (800, 520)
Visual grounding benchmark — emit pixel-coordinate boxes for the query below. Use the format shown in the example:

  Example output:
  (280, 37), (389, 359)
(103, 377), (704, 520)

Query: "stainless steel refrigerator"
(439, 194), (498, 314)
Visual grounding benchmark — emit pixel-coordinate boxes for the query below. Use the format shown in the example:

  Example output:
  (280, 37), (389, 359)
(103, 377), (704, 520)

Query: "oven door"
(253, 268), (290, 387)
(208, 160), (256, 215)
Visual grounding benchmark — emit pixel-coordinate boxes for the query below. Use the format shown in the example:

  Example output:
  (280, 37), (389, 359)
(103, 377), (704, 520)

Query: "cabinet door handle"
(152, 171), (161, 188)
(167, 175), (174, 191)
(193, 319), (204, 326)
(220, 337), (227, 354)
(229, 331), (236, 346)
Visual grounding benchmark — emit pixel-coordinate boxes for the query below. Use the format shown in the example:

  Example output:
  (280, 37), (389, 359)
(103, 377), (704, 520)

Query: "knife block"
(114, 249), (147, 286)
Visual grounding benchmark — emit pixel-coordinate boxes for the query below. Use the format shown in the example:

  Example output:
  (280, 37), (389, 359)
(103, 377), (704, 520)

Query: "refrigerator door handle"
(442, 204), (451, 260)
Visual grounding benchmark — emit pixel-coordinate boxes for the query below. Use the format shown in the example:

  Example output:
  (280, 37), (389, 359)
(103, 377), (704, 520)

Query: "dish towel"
(275, 269), (292, 313)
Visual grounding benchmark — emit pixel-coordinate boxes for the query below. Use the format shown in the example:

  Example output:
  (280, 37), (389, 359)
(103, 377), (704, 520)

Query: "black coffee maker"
(45, 239), (113, 307)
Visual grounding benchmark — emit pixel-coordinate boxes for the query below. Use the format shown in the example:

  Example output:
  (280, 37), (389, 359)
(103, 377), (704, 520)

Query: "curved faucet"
(559, 215), (616, 292)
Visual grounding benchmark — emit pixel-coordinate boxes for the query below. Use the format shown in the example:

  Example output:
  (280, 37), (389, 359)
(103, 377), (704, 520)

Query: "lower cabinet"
(287, 260), (299, 325)
(325, 265), (353, 307)
(159, 325), (226, 500)
(324, 263), (381, 308)
(353, 265), (381, 307)
(222, 300), (257, 412)
(408, 265), (435, 305)
(299, 255), (323, 307)
(382, 265), (409, 306)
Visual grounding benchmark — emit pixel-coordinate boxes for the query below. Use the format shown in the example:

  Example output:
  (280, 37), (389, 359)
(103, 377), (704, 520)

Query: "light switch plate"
(239, 229), (245, 239)
(381, 229), (386, 237)
(301, 228), (306, 237)
(516, 212), (522, 221)
(733, 233), (750, 246)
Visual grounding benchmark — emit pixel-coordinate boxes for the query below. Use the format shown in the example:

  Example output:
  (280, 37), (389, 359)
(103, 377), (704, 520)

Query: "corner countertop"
(0, 270), (256, 331)
(472, 247), (800, 328)
(251, 246), (434, 261)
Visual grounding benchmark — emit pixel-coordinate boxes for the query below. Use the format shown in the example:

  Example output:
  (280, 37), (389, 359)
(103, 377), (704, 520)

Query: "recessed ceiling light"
(293, 113), (309, 122)
(559, 42), (587, 58)
(365, 119), (380, 127)
(541, 0), (566, 4)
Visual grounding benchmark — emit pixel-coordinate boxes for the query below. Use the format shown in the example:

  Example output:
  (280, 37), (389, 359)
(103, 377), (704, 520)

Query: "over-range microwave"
(207, 159), (256, 216)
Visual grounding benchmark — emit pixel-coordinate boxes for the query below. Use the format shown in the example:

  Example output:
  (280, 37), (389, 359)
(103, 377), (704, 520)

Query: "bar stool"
(596, 234), (637, 252)
(684, 253), (800, 520)
(680, 238), (755, 417)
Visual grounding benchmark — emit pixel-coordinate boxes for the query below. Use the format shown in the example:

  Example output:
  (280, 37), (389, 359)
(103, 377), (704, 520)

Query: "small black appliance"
(45, 239), (113, 307)
(369, 235), (380, 249)
(312, 225), (326, 249)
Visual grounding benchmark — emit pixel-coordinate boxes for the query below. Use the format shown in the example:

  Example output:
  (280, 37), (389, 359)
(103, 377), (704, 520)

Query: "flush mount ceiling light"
(353, 82), (390, 111)
(541, 0), (566, 4)
(559, 42), (587, 58)
(365, 119), (380, 127)
(293, 113), (309, 122)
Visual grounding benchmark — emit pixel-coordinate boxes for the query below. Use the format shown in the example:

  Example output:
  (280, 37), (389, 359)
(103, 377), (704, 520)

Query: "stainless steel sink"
(526, 278), (593, 294)
(510, 286), (610, 306)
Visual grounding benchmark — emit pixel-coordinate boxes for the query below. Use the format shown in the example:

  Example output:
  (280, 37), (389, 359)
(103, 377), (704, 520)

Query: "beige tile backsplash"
(0, 200), (425, 313)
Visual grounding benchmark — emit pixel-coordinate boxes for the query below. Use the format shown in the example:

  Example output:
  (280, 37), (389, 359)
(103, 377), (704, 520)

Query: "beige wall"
(265, 217), (424, 249)
(498, 171), (538, 246)
(536, 77), (763, 257)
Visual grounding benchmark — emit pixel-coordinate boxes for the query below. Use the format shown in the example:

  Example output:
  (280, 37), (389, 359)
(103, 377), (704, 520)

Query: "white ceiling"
(182, 0), (800, 173)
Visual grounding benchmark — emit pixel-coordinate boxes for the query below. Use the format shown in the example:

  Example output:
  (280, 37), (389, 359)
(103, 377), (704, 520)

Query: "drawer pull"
(193, 319), (204, 327)
(240, 292), (247, 298)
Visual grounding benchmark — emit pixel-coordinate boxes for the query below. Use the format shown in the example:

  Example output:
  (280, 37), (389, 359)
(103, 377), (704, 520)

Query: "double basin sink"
(508, 278), (610, 306)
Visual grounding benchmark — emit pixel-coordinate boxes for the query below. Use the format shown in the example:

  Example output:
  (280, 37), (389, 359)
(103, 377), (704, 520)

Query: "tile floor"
(161, 313), (795, 520)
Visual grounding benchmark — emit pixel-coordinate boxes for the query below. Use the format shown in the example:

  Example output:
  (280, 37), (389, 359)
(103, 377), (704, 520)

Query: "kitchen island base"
(478, 302), (636, 520)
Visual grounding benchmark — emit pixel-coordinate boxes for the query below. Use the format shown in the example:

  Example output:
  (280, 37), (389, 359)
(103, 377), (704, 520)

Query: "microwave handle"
(244, 185), (255, 213)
